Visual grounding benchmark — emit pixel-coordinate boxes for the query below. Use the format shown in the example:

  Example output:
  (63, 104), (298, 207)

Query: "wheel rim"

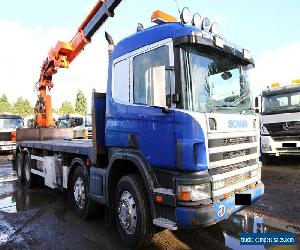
(24, 159), (30, 181)
(118, 190), (137, 235)
(73, 177), (86, 209)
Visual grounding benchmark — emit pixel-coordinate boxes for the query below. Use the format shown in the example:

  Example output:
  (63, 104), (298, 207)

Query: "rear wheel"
(24, 154), (38, 188)
(16, 153), (24, 183)
(70, 166), (96, 219)
(115, 175), (154, 248)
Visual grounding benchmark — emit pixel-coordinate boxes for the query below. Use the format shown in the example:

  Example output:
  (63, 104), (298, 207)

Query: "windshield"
(0, 118), (24, 129)
(262, 92), (300, 114)
(179, 46), (252, 113)
(85, 115), (92, 127)
(57, 117), (84, 128)
(57, 119), (69, 128)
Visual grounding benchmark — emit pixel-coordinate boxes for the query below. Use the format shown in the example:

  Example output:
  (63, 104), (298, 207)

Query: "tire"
(24, 154), (38, 188)
(16, 152), (24, 183)
(70, 166), (96, 219)
(115, 175), (154, 248)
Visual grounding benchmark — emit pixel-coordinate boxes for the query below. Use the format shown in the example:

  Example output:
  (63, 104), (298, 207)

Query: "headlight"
(261, 126), (269, 134)
(210, 22), (218, 34)
(262, 144), (272, 151)
(180, 7), (191, 24)
(177, 183), (211, 201)
(192, 13), (201, 28)
(202, 17), (210, 31)
(212, 180), (225, 190)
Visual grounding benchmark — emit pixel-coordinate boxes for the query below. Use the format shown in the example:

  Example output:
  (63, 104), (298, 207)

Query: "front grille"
(208, 136), (256, 147)
(0, 132), (11, 141)
(209, 146), (257, 162)
(265, 121), (300, 136)
(208, 132), (259, 197)
(272, 136), (300, 141)
(209, 159), (257, 175)
(224, 172), (251, 186)
(223, 149), (250, 159)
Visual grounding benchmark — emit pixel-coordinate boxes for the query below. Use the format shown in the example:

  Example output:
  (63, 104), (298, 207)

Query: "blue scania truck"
(14, 2), (264, 248)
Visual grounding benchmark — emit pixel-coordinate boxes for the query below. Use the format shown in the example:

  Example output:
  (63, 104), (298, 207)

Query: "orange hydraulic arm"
(35, 0), (122, 127)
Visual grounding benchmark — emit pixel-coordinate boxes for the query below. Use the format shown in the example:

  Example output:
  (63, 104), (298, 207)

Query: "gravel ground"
(250, 156), (300, 226)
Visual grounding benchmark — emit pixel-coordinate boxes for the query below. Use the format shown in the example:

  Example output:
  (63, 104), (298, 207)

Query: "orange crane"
(35, 0), (122, 127)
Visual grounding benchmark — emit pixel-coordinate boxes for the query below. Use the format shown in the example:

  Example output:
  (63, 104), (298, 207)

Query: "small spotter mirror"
(221, 71), (232, 80)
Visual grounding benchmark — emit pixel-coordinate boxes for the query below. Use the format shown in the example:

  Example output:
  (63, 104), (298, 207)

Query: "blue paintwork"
(175, 111), (207, 171)
(105, 23), (211, 171)
(175, 184), (264, 228)
(94, 93), (106, 150)
(106, 94), (176, 169)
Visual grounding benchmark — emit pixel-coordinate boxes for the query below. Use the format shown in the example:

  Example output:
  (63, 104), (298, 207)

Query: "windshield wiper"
(230, 89), (250, 107)
(210, 105), (236, 113)
(240, 107), (255, 114)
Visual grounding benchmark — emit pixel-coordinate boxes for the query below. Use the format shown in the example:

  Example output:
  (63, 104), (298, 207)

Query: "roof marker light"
(214, 36), (224, 48)
(292, 79), (300, 85)
(202, 17), (210, 31)
(243, 49), (251, 60)
(180, 7), (191, 24)
(271, 82), (280, 88)
(192, 13), (201, 27)
(210, 22), (218, 34)
(151, 10), (177, 25)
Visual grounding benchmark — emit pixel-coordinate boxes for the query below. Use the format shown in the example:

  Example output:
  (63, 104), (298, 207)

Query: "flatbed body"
(17, 139), (94, 160)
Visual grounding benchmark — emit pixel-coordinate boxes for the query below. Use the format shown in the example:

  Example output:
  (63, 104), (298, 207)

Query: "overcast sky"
(1, 0), (300, 109)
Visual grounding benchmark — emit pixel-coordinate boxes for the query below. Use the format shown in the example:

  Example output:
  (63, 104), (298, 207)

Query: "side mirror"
(254, 96), (261, 113)
(146, 66), (169, 109)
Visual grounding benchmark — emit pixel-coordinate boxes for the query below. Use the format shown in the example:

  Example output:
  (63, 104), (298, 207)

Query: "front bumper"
(175, 183), (264, 228)
(0, 143), (16, 151)
(261, 135), (300, 156)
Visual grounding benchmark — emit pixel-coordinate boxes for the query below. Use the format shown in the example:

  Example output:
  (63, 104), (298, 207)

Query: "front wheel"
(115, 175), (154, 248)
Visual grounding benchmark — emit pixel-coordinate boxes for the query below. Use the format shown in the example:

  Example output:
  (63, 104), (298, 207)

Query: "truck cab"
(0, 114), (23, 152)
(260, 81), (300, 160)
(102, 16), (263, 231)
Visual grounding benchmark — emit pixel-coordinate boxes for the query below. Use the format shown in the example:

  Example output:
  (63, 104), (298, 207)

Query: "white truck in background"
(257, 80), (300, 162)
(0, 114), (24, 153)
(57, 114), (92, 139)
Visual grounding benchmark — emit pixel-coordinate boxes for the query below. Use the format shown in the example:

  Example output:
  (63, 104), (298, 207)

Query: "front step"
(153, 218), (178, 230)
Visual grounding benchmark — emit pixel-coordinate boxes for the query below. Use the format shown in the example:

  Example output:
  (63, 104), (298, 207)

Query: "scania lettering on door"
(228, 120), (248, 128)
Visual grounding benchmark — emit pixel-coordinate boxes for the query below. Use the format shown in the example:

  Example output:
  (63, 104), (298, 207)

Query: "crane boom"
(35, 0), (122, 127)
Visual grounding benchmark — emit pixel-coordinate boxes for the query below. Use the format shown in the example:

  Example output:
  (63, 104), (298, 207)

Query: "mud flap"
(88, 167), (106, 204)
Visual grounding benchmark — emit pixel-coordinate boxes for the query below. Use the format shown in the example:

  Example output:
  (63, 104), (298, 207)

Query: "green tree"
(0, 94), (12, 113)
(52, 108), (59, 115)
(13, 97), (33, 117)
(75, 90), (87, 115)
(59, 101), (74, 115)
